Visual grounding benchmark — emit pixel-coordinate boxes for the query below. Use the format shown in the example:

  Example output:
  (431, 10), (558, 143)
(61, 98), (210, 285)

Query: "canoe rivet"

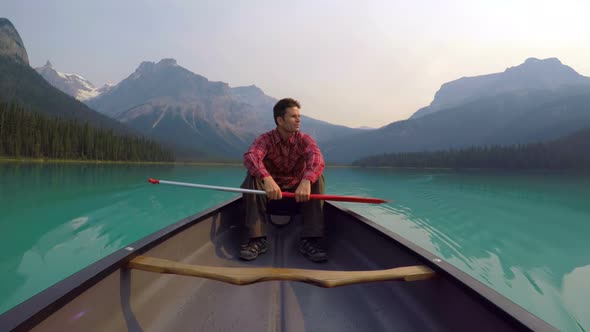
(125, 247), (134, 251)
(432, 258), (442, 263)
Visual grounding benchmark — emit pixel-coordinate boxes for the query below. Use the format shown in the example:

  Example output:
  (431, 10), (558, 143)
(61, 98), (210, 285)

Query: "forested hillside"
(0, 102), (173, 161)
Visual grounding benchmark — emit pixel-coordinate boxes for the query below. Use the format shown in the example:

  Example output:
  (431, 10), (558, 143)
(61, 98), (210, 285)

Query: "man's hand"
(295, 179), (311, 203)
(263, 176), (282, 200)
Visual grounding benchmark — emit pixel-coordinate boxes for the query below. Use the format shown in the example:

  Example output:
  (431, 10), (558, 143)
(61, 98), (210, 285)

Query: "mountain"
(34, 61), (111, 101)
(411, 58), (590, 119)
(231, 84), (363, 143)
(87, 58), (261, 158)
(230, 85), (276, 109)
(323, 58), (590, 164)
(0, 18), (132, 135)
(0, 18), (28, 65)
(87, 58), (230, 116)
(88, 59), (363, 160)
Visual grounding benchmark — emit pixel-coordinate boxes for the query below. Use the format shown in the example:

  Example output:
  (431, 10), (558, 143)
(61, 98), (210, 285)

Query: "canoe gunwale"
(328, 203), (558, 332)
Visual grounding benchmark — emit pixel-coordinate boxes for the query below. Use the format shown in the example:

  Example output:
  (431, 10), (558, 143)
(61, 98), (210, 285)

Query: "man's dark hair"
(273, 98), (301, 125)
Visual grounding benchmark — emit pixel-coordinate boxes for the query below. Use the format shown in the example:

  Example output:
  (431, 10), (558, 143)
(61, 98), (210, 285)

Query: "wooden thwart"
(128, 256), (436, 288)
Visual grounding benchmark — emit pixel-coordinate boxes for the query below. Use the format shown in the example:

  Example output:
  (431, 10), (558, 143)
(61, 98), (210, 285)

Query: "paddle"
(148, 178), (390, 204)
(129, 255), (435, 287)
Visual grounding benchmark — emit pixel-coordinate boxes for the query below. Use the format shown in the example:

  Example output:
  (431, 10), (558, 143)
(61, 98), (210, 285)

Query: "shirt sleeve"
(301, 135), (325, 183)
(243, 134), (271, 179)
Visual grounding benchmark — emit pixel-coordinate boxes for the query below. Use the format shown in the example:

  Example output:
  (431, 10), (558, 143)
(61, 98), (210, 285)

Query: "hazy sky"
(2, 0), (590, 127)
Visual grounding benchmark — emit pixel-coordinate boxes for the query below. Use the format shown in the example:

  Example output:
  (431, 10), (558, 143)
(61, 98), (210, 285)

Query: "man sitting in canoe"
(240, 98), (327, 262)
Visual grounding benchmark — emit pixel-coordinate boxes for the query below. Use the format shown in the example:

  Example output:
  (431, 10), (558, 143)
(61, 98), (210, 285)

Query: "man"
(240, 98), (327, 262)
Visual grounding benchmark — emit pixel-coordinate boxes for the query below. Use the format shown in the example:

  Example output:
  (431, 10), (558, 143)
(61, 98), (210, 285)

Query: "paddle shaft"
(148, 178), (389, 204)
(129, 255), (435, 287)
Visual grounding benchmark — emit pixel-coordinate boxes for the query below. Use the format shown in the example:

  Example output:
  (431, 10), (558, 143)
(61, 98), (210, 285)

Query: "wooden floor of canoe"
(19, 200), (553, 332)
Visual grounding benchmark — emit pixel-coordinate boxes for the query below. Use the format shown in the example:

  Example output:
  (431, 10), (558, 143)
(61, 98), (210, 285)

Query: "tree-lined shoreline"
(353, 128), (590, 170)
(0, 102), (174, 162)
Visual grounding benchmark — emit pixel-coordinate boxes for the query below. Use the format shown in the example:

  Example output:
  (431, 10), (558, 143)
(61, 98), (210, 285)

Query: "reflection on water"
(330, 168), (590, 332)
(5, 216), (120, 309)
(0, 164), (589, 331)
(0, 162), (243, 315)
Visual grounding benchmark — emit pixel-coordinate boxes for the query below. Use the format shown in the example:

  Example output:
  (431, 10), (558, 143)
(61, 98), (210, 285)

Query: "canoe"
(0, 197), (557, 331)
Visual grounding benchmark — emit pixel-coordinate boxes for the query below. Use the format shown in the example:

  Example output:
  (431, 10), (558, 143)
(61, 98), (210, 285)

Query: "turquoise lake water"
(0, 162), (589, 331)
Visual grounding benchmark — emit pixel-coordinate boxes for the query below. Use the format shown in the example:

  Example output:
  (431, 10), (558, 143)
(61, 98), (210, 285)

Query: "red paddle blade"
(281, 192), (389, 204)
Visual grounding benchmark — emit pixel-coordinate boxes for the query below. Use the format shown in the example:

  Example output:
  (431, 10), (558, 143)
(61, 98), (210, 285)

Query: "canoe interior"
(5, 198), (555, 332)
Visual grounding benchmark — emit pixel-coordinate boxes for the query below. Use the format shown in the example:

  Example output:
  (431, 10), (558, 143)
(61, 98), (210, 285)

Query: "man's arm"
(301, 135), (325, 183)
(244, 135), (271, 180)
(295, 135), (325, 202)
(244, 135), (282, 200)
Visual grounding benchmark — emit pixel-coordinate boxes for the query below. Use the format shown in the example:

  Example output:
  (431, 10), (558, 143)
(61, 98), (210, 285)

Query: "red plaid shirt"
(244, 129), (325, 188)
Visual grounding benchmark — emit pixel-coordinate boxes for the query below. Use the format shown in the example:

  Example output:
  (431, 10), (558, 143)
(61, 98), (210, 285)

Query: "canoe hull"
(1, 198), (557, 331)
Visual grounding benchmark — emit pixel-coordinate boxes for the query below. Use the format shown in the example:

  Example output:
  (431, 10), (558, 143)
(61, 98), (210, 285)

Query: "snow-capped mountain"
(34, 61), (112, 101)
(96, 83), (114, 96)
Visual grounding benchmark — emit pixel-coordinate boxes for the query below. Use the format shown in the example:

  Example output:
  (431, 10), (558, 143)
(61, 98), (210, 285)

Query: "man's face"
(278, 106), (301, 133)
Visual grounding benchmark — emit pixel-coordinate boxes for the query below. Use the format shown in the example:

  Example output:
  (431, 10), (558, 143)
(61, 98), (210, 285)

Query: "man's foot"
(239, 237), (268, 261)
(299, 237), (328, 262)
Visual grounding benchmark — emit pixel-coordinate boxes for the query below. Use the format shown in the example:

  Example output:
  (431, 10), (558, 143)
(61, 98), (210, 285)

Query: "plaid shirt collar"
(271, 128), (298, 145)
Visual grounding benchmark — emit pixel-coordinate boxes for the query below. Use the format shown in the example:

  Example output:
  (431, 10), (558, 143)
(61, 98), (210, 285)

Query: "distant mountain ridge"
(88, 58), (231, 117)
(35, 61), (113, 101)
(323, 58), (590, 163)
(86, 58), (259, 158)
(87, 58), (364, 160)
(411, 58), (590, 119)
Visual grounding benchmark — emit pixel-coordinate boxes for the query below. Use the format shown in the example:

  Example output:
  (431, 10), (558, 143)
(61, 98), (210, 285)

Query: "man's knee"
(242, 174), (264, 190)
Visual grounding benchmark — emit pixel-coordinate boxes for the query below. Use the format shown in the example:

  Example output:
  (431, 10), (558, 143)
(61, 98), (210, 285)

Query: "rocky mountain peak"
(410, 57), (590, 119)
(37, 60), (55, 74)
(88, 58), (233, 116)
(158, 58), (177, 67)
(131, 60), (163, 81)
(231, 85), (276, 108)
(136, 61), (155, 73)
(504, 57), (578, 77)
(134, 58), (178, 76)
(0, 18), (29, 65)
(232, 84), (264, 96)
(524, 57), (562, 65)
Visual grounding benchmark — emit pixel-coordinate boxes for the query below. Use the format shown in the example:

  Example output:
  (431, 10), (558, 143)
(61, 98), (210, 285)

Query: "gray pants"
(240, 174), (325, 239)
